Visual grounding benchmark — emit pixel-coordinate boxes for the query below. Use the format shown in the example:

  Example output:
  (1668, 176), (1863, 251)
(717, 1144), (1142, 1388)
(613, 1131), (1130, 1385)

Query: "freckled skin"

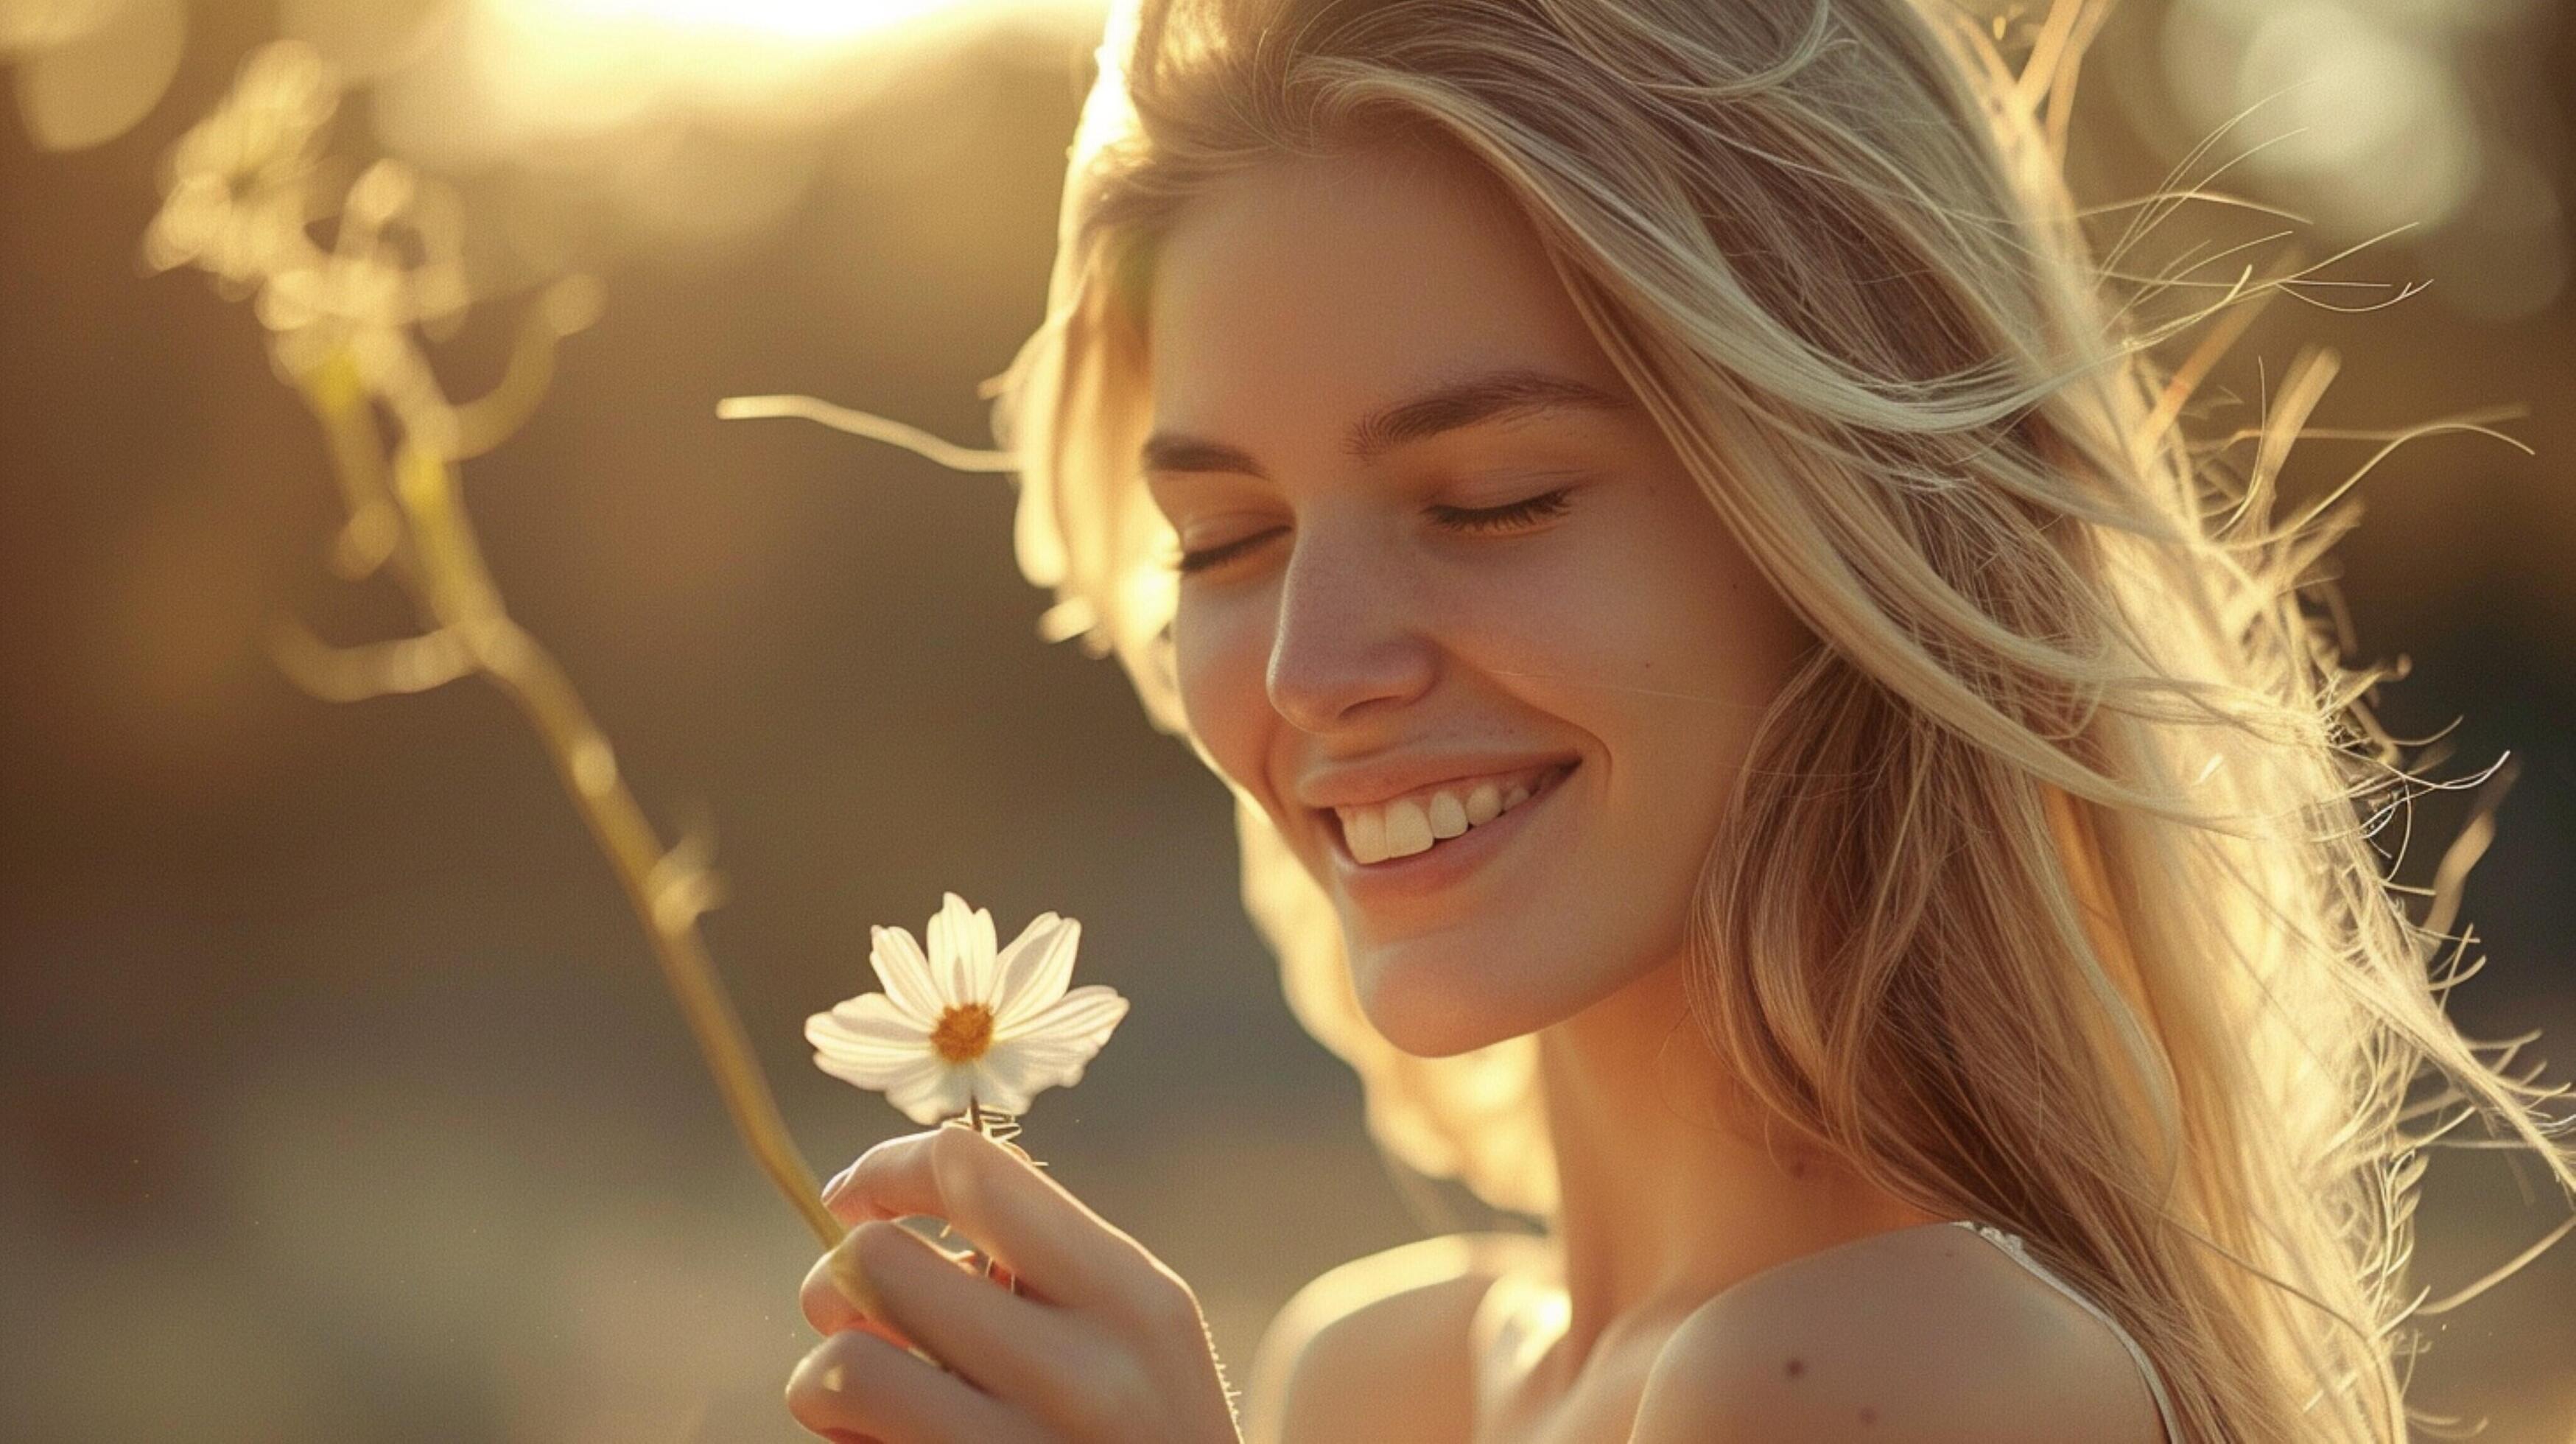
(1624, 1225), (2169, 1442)
(1144, 136), (1815, 1057)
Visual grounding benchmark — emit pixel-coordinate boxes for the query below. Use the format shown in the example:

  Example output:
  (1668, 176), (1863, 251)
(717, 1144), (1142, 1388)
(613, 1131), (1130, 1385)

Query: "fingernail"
(821, 1161), (857, 1208)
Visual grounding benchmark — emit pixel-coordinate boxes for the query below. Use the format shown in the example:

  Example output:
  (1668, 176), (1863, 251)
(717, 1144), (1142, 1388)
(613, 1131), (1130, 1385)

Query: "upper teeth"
(1335, 767), (1556, 865)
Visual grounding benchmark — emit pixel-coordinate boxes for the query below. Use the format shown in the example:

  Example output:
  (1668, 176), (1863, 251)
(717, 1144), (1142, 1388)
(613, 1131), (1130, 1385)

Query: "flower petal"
(997, 983), (1129, 1053)
(828, 989), (932, 1037)
(815, 1046), (932, 1098)
(884, 1058), (972, 1126)
(807, 995), (933, 1087)
(977, 986), (1129, 1110)
(963, 1057), (1040, 1124)
(867, 926), (943, 1025)
(991, 914), (1080, 1031)
(924, 892), (998, 1006)
(980, 1032), (1106, 1107)
(996, 1016), (1123, 1077)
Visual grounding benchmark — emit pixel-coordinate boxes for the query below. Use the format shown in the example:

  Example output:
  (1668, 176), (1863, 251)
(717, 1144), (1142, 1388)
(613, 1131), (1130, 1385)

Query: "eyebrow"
(1139, 366), (1634, 479)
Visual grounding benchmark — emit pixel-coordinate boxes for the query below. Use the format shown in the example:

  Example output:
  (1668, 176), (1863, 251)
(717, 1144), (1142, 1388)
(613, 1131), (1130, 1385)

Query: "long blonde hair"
(966, 0), (2576, 1437)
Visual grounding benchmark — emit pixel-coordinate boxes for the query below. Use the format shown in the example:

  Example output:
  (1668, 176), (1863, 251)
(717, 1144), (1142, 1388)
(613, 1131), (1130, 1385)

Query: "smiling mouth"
(1331, 763), (1575, 866)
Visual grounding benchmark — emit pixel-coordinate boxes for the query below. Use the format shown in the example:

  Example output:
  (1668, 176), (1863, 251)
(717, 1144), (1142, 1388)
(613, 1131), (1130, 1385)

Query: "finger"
(828, 1125), (1145, 1311)
(804, 1223), (980, 1333)
(804, 1236), (950, 1347)
(824, 1127), (1028, 1230)
(836, 1218), (1099, 1411)
(786, 1326), (1046, 1444)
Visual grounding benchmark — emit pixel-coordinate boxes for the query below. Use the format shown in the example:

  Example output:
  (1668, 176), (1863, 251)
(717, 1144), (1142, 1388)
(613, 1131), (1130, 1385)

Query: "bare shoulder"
(1245, 1230), (1548, 1444)
(1629, 1223), (2166, 1444)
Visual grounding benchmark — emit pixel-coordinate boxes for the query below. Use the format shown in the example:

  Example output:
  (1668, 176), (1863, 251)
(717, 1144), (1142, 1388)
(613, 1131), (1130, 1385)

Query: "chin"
(1347, 933), (1559, 1058)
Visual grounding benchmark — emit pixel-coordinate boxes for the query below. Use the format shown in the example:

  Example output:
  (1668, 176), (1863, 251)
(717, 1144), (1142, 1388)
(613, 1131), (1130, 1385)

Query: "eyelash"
(1173, 486), (1576, 575)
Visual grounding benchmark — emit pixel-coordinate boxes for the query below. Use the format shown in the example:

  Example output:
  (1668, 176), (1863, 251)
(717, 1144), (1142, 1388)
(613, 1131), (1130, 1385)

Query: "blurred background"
(1, 0), (2571, 1438)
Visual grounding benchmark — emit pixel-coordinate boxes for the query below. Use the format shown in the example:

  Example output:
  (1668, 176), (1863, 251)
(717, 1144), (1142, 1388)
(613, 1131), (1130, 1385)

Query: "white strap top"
(1951, 1221), (2180, 1443)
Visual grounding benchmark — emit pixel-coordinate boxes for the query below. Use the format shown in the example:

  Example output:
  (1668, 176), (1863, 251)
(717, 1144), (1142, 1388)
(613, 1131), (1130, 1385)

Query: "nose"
(1263, 519), (1436, 733)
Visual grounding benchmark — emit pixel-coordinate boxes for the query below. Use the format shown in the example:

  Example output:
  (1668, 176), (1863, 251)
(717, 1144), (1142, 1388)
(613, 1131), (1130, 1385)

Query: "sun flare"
(496, 0), (975, 41)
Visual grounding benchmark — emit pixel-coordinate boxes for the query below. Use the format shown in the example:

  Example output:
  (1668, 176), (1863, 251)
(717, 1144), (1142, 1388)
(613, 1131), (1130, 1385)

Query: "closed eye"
(1425, 486), (1575, 534)
(1171, 486), (1578, 575)
(1173, 526), (1287, 575)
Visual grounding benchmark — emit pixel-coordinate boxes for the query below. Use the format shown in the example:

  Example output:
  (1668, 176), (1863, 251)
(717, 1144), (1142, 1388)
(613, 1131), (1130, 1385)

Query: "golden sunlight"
(364, 0), (1095, 198)
(502, 0), (962, 38)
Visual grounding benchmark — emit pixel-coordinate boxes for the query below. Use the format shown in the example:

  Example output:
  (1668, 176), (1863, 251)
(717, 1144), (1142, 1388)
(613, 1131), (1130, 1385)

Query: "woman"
(785, 0), (2575, 1439)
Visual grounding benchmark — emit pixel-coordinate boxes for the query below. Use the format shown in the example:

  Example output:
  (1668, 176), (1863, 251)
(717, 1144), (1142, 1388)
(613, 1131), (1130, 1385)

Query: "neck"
(1530, 951), (1942, 1374)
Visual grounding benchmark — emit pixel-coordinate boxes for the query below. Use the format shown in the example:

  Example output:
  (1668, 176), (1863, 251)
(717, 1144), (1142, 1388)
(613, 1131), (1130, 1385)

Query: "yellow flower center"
(930, 1003), (995, 1063)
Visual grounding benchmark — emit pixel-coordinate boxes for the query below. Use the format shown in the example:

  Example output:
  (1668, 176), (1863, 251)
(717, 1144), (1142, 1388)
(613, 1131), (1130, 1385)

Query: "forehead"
(1145, 136), (1626, 443)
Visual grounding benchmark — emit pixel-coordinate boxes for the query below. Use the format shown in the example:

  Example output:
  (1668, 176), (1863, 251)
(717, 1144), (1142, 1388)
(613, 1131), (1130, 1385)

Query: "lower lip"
(1328, 765), (1575, 902)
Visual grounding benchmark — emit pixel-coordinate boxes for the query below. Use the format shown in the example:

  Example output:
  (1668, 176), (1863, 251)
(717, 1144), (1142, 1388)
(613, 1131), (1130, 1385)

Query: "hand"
(787, 1124), (1243, 1443)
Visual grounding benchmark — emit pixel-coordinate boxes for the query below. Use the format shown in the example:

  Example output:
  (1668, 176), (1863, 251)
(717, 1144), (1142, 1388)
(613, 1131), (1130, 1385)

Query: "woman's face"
(1143, 137), (1812, 1056)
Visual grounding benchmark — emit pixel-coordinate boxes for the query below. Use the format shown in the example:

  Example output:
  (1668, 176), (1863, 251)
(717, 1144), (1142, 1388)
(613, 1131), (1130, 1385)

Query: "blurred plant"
(142, 38), (846, 1251)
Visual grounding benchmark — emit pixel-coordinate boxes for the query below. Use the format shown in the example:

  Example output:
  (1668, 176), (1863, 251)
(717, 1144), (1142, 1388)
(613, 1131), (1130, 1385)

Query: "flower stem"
(291, 342), (846, 1252)
(155, 51), (849, 1268)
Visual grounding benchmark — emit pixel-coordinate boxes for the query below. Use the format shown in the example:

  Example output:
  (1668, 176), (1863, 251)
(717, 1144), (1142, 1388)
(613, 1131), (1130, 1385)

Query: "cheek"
(1170, 589), (1282, 804)
(1583, 490), (1808, 728)
(1448, 502), (1805, 751)
(1448, 493), (1808, 917)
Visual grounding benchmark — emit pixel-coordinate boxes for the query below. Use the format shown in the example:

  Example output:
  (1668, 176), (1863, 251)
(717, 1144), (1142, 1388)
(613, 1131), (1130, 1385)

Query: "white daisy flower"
(807, 893), (1129, 1126)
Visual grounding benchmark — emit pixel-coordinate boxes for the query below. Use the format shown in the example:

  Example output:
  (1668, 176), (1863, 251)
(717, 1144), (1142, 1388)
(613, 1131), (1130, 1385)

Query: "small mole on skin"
(1787, 1158), (1808, 1180)
(1859, 1406), (1879, 1426)
(1785, 1358), (1805, 1380)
